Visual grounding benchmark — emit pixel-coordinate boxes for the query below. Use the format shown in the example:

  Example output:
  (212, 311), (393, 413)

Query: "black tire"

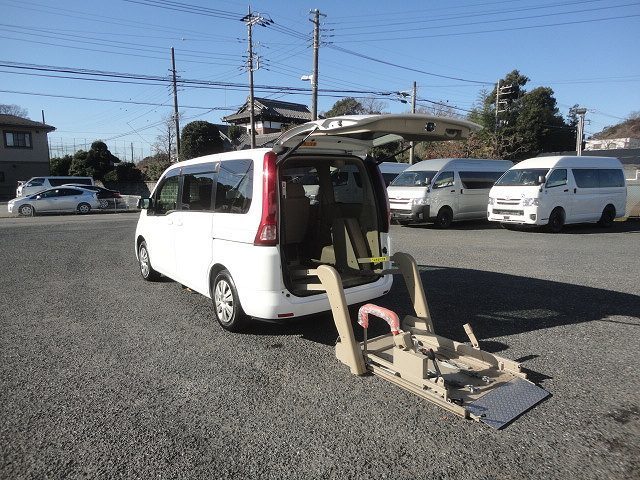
(138, 241), (160, 281)
(435, 207), (453, 229)
(547, 208), (565, 233)
(597, 205), (616, 227)
(18, 204), (35, 217)
(212, 270), (247, 332)
(77, 202), (92, 215)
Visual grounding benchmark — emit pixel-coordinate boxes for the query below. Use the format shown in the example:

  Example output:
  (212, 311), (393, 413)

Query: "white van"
(379, 162), (409, 186)
(17, 176), (94, 197)
(134, 114), (480, 331)
(387, 158), (513, 227)
(488, 156), (627, 232)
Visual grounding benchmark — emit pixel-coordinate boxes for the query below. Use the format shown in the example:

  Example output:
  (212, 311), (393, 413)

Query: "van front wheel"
(435, 207), (453, 229)
(547, 208), (565, 233)
(212, 270), (247, 332)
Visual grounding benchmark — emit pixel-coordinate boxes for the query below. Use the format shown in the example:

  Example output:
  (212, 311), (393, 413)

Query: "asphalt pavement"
(1, 215), (639, 479)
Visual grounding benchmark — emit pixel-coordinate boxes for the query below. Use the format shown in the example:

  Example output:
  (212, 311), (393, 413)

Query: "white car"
(8, 186), (101, 216)
(134, 114), (481, 331)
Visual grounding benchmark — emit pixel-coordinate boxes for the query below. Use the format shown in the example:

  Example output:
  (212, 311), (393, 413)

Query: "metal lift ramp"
(311, 252), (549, 429)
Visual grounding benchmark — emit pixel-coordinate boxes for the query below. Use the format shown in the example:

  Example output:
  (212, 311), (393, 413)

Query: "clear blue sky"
(2, 0), (639, 160)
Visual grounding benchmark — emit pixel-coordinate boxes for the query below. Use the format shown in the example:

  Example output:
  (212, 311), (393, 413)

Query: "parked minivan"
(387, 158), (513, 227)
(488, 156), (627, 232)
(17, 176), (94, 197)
(134, 114), (480, 331)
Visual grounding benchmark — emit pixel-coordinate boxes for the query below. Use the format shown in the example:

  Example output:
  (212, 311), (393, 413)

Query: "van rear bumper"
(243, 274), (394, 320)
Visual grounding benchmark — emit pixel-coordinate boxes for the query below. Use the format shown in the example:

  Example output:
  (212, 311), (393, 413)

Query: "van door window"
(432, 171), (454, 189)
(545, 169), (567, 188)
(215, 159), (253, 214)
(181, 172), (215, 211)
(154, 175), (180, 214)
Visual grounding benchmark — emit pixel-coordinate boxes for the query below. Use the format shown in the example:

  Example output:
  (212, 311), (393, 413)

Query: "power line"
(327, 45), (492, 85)
(330, 1), (639, 38)
(0, 89), (234, 110)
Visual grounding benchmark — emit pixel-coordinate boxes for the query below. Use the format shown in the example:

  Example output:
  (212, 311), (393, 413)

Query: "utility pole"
(494, 81), (512, 157)
(131, 142), (134, 163)
(574, 107), (588, 155)
(171, 47), (180, 161)
(409, 81), (417, 164)
(309, 9), (325, 121)
(242, 8), (272, 148)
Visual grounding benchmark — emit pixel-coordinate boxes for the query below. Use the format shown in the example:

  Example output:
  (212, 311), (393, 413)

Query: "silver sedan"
(7, 187), (101, 216)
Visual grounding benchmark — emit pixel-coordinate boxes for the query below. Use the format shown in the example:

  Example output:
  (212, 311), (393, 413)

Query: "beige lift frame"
(299, 252), (548, 428)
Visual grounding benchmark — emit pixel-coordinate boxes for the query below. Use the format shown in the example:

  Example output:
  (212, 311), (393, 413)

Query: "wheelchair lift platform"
(310, 252), (549, 429)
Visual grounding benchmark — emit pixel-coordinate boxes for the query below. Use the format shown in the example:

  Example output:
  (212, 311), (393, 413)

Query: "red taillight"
(254, 151), (278, 246)
(114, 192), (121, 198)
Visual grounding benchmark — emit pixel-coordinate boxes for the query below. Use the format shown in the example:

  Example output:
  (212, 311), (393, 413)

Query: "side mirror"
(538, 175), (546, 185)
(137, 197), (153, 209)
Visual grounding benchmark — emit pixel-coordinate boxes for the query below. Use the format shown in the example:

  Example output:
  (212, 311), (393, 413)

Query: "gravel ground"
(1, 215), (639, 479)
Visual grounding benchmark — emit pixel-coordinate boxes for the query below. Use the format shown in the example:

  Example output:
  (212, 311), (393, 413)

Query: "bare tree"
(360, 96), (388, 114)
(0, 104), (28, 117)
(152, 113), (179, 162)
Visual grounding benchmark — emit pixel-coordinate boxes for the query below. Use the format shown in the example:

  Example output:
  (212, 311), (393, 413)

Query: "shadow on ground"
(244, 266), (640, 353)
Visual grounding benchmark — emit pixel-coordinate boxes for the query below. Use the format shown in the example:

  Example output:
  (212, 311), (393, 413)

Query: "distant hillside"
(592, 115), (640, 139)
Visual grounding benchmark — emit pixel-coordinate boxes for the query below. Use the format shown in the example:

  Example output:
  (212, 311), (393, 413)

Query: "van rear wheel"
(212, 270), (247, 332)
(597, 205), (616, 227)
(435, 207), (453, 229)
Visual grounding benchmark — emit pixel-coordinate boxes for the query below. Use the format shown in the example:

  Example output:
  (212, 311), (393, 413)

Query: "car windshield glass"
(496, 168), (549, 186)
(390, 170), (437, 187)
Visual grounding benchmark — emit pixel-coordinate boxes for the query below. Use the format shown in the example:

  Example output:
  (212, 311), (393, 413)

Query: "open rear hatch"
(274, 114), (481, 156)
(274, 115), (481, 297)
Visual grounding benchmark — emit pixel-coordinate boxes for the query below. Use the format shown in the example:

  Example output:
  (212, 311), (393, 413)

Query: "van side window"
(546, 169), (567, 188)
(599, 169), (625, 187)
(572, 169), (599, 188)
(459, 171), (504, 189)
(215, 159), (253, 214)
(27, 178), (44, 187)
(181, 172), (215, 211)
(432, 171), (454, 189)
(155, 175), (180, 214)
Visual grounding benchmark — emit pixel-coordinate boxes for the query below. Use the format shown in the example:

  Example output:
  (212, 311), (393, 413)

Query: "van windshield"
(496, 168), (549, 186)
(390, 171), (438, 187)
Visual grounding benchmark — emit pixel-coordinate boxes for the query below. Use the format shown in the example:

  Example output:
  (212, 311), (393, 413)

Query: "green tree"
(469, 70), (574, 159)
(180, 121), (224, 160)
(138, 153), (171, 181)
(324, 97), (366, 117)
(103, 162), (144, 182)
(50, 155), (73, 175)
(227, 125), (244, 144)
(69, 141), (120, 180)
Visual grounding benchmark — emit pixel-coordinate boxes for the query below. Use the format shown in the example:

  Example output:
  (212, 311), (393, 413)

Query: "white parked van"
(488, 156), (627, 232)
(387, 158), (513, 227)
(16, 176), (94, 197)
(134, 114), (480, 331)
(379, 162), (409, 186)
